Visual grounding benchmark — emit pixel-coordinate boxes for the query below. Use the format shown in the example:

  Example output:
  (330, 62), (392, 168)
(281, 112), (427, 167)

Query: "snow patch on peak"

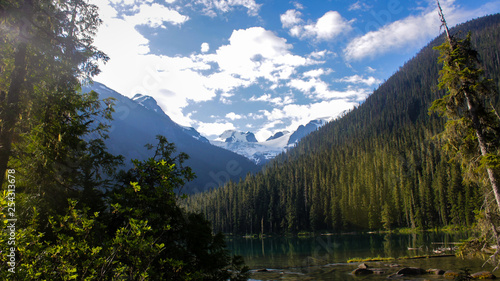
(132, 94), (164, 114)
(218, 130), (258, 143)
(287, 119), (328, 145)
(266, 131), (290, 141)
(181, 126), (210, 143)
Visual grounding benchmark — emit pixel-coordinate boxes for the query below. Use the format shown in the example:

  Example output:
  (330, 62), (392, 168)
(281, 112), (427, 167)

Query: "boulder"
(427, 268), (445, 275)
(256, 268), (268, 272)
(471, 271), (496, 279)
(396, 267), (426, 275)
(358, 263), (370, 269)
(444, 271), (460, 279)
(351, 268), (373, 275)
(387, 273), (404, 279)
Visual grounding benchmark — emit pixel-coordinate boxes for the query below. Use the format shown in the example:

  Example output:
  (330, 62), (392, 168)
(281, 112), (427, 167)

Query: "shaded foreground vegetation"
(0, 1), (247, 279)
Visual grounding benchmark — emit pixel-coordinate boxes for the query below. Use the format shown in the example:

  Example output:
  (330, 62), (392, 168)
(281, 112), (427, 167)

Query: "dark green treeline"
(186, 14), (500, 234)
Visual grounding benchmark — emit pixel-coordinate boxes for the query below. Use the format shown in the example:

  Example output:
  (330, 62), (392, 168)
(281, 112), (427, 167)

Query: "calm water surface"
(226, 232), (496, 280)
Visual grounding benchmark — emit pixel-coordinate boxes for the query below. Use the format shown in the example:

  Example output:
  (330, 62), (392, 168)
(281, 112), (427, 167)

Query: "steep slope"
(84, 82), (258, 193)
(266, 131), (290, 141)
(287, 119), (327, 145)
(187, 14), (500, 233)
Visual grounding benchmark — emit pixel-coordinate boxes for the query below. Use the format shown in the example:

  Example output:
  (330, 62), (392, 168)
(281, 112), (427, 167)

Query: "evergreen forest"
(186, 14), (500, 234)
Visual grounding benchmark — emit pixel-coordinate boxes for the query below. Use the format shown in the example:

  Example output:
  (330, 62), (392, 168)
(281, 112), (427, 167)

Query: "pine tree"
(431, 0), (500, 268)
(0, 0), (107, 185)
(431, 1), (500, 211)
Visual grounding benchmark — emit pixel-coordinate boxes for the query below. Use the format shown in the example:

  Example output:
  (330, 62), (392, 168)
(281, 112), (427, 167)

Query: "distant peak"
(266, 131), (290, 141)
(132, 94), (164, 114)
(219, 130), (258, 143)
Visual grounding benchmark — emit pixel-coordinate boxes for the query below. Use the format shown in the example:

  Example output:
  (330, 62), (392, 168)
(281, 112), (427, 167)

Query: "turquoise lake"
(226, 232), (497, 280)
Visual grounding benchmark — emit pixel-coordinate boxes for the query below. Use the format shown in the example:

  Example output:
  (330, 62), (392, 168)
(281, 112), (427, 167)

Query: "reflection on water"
(226, 232), (496, 280)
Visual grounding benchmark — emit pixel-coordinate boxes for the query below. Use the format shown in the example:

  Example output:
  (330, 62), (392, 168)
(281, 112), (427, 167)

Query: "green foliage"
(0, 137), (248, 280)
(0, 0), (110, 186)
(430, 33), (500, 186)
(431, 10), (500, 269)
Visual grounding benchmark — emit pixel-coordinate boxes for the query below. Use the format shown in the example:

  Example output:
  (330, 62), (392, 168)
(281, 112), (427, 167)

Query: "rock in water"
(358, 263), (370, 269)
(427, 268), (445, 275)
(471, 271), (496, 279)
(396, 267), (426, 275)
(444, 271), (460, 278)
(351, 268), (373, 275)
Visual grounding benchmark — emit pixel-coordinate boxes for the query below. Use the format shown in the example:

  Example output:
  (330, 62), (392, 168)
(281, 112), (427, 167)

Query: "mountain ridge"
(84, 82), (259, 193)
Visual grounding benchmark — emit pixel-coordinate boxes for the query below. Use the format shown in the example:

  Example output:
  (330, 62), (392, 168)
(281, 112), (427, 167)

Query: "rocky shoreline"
(249, 256), (497, 280)
(352, 262), (496, 279)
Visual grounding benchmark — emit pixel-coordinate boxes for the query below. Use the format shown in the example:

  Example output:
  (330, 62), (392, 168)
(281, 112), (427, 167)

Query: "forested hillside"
(186, 14), (500, 234)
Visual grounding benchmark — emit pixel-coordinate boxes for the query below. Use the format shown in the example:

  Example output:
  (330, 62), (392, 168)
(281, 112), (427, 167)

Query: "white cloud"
(201, 42), (210, 53)
(293, 2), (304, 10)
(289, 76), (371, 101)
(308, 50), (332, 60)
(255, 120), (285, 141)
(280, 9), (303, 28)
(343, 0), (500, 61)
(303, 68), (332, 78)
(366, 66), (376, 73)
(249, 93), (295, 106)
(349, 1), (372, 11)
(92, 3), (319, 127)
(201, 27), (319, 92)
(281, 10), (353, 41)
(125, 3), (189, 28)
(344, 12), (438, 61)
(249, 112), (265, 120)
(195, 0), (262, 17)
(195, 121), (235, 137)
(226, 112), (243, 120)
(258, 99), (358, 137)
(338, 75), (381, 86)
(89, 0), (213, 126)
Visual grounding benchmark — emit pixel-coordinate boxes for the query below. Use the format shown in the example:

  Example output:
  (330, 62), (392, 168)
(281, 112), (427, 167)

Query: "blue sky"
(89, 0), (500, 141)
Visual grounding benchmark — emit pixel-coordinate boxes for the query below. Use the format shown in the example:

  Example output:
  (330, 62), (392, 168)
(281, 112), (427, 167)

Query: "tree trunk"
(464, 91), (500, 212)
(0, 43), (27, 186)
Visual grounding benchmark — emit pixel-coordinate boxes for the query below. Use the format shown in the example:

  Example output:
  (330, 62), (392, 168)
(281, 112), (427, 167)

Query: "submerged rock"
(471, 271), (496, 279)
(351, 268), (373, 275)
(396, 267), (426, 275)
(387, 273), (404, 279)
(256, 268), (268, 272)
(358, 263), (370, 269)
(427, 268), (445, 275)
(444, 270), (460, 279)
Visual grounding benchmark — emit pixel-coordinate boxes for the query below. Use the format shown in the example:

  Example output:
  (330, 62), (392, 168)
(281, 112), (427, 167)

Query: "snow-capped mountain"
(266, 131), (290, 141)
(211, 132), (291, 165)
(132, 94), (164, 114)
(217, 130), (258, 143)
(181, 126), (210, 144)
(84, 82), (258, 193)
(287, 119), (327, 145)
(210, 119), (328, 165)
